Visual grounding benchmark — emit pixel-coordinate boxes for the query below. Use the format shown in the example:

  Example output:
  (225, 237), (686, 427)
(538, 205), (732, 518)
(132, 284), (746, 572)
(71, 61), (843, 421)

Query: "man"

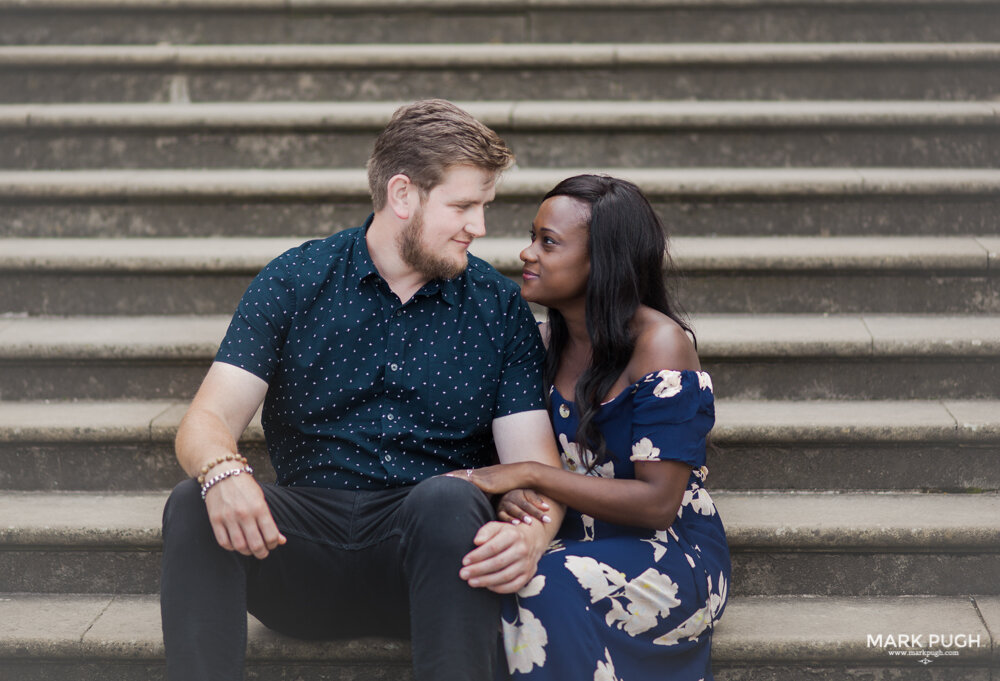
(160, 99), (563, 681)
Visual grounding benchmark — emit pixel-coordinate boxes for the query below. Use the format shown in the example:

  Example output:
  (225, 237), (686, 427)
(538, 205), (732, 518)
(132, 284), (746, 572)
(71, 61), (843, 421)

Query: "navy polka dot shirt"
(216, 215), (546, 490)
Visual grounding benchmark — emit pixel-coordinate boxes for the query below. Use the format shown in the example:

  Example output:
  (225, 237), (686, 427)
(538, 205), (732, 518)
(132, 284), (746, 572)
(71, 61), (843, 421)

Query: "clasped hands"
(444, 462), (557, 594)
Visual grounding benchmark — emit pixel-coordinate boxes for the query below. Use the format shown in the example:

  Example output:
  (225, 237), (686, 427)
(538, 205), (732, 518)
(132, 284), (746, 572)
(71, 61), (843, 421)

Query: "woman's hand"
(444, 462), (533, 496)
(497, 489), (552, 525)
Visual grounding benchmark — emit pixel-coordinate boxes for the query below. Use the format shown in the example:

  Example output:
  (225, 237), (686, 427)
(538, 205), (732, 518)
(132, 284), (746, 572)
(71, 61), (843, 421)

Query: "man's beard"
(397, 207), (468, 280)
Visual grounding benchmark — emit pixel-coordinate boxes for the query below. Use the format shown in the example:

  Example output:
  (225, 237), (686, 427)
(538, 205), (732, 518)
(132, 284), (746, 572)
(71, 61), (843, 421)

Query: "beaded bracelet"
(197, 453), (249, 485)
(200, 464), (254, 501)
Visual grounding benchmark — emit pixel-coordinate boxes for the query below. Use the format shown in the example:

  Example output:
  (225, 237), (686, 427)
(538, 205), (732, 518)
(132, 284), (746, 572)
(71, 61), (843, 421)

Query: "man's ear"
(386, 174), (415, 220)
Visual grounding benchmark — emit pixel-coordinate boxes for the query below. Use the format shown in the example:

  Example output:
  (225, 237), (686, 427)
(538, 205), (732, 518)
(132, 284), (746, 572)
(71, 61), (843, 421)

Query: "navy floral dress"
(501, 370), (730, 681)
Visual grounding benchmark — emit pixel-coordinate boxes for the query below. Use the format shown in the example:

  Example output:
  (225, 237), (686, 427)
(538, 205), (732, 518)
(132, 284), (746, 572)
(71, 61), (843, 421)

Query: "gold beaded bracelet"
(196, 453), (249, 485)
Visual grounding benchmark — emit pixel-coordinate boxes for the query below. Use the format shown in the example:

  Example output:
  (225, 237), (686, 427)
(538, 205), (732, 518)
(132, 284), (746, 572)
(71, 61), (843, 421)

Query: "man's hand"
(459, 520), (547, 594)
(204, 469), (286, 560)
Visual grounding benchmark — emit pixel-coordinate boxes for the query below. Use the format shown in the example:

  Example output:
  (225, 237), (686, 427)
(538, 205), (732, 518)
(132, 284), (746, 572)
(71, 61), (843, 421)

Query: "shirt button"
(394, 310), (402, 317)
(559, 403), (570, 418)
(386, 413), (395, 421)
(384, 455), (392, 462)
(389, 363), (399, 372)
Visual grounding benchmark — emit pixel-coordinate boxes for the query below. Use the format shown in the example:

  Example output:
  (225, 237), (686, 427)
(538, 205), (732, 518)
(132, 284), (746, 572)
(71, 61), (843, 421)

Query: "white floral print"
(503, 576), (549, 674)
(593, 648), (622, 681)
(677, 484), (717, 519)
(650, 370), (683, 398)
(565, 557), (681, 637)
(653, 572), (727, 647)
(630, 437), (660, 461)
(560, 433), (615, 479)
(697, 372), (713, 392)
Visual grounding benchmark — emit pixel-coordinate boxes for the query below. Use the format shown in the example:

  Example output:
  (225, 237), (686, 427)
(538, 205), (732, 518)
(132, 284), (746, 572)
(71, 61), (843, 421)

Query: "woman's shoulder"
(627, 307), (700, 384)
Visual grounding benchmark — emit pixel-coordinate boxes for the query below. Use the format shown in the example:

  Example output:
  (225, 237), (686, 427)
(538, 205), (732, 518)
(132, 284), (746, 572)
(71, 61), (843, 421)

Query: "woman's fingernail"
(511, 519), (521, 525)
(542, 515), (552, 523)
(523, 517), (533, 525)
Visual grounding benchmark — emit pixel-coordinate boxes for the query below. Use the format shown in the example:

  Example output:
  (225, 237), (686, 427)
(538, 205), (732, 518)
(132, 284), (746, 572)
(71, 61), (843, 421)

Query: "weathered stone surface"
(4, 236), (996, 315)
(4, 168), (997, 238)
(709, 443), (1000, 492)
(4, 1), (1000, 46)
(731, 552), (1000, 596)
(3, 43), (999, 102)
(713, 595), (990, 666)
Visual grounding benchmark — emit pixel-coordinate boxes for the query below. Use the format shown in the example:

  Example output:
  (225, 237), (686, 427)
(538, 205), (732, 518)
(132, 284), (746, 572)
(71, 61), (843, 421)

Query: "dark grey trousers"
(161, 475), (501, 681)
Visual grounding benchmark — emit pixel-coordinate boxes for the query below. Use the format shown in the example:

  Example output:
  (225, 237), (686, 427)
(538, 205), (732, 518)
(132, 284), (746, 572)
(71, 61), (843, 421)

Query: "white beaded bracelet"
(200, 464), (254, 500)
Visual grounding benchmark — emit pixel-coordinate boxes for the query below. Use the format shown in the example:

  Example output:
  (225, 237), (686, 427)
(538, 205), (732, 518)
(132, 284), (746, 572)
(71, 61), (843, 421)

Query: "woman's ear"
(386, 173), (415, 220)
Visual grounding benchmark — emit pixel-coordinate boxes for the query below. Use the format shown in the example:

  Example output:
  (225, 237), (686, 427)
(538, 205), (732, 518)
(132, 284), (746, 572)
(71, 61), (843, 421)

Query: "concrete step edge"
(4, 0), (1000, 11)
(2, 236), (995, 273)
(1, 592), (997, 666)
(3, 168), (1000, 199)
(2, 314), (998, 359)
(3, 398), (997, 444)
(3, 100), (1000, 129)
(3, 489), (1000, 550)
(2, 43), (1000, 67)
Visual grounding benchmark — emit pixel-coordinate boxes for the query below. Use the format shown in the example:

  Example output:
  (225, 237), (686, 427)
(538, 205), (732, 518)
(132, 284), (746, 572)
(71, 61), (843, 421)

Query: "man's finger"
(210, 519), (233, 552)
(226, 523), (252, 556)
(241, 522), (269, 560)
(464, 523), (516, 566)
(466, 559), (526, 589)
(258, 513), (286, 551)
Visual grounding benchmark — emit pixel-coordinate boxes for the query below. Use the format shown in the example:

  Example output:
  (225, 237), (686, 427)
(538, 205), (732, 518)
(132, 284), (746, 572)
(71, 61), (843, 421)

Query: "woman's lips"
(522, 269), (539, 280)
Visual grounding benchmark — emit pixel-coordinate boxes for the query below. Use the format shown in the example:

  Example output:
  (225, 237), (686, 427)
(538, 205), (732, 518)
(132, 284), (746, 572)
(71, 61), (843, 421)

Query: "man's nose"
(466, 207), (487, 237)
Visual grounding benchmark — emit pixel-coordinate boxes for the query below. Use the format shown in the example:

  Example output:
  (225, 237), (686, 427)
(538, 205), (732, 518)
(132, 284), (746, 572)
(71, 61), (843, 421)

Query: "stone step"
(3, 399), (997, 492)
(3, 490), (1000, 596)
(2, 43), (998, 103)
(3, 236), (997, 316)
(3, 168), (998, 238)
(4, 0), (1000, 45)
(5, 101), (1000, 169)
(2, 593), (995, 681)
(1, 314), (997, 400)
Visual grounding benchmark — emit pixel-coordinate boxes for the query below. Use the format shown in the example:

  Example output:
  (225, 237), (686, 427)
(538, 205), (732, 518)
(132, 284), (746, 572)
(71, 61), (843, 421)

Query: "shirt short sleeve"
(492, 294), (546, 419)
(214, 248), (300, 382)
(629, 370), (715, 468)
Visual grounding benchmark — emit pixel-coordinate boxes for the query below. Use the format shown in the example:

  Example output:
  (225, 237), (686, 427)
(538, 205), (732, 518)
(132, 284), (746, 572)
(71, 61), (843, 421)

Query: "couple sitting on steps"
(160, 98), (730, 681)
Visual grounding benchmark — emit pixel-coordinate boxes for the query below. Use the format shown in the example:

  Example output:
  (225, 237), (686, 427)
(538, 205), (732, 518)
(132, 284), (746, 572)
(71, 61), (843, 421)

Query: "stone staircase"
(2, 1), (1000, 679)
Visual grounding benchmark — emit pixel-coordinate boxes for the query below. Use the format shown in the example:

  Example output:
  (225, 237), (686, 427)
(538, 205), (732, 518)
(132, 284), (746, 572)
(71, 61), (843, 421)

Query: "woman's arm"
(465, 459), (691, 530)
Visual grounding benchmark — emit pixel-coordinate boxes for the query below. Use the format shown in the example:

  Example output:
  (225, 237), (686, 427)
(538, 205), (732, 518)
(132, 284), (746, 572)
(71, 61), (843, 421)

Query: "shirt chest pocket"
(423, 351), (501, 430)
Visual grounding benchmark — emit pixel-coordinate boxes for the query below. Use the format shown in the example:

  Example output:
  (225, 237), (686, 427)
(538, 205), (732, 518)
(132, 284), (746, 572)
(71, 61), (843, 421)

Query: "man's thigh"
(246, 484), (411, 639)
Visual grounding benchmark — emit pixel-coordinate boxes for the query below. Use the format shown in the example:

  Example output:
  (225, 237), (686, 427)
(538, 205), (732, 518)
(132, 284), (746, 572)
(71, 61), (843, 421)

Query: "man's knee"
(162, 478), (211, 542)
(404, 476), (493, 547)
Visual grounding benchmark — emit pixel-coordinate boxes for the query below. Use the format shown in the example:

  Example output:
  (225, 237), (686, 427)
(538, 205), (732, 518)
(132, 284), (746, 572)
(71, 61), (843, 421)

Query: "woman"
(455, 175), (729, 680)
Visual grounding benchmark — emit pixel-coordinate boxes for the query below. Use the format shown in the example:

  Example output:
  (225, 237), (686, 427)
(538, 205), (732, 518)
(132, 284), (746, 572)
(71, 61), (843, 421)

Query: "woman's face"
(519, 195), (591, 308)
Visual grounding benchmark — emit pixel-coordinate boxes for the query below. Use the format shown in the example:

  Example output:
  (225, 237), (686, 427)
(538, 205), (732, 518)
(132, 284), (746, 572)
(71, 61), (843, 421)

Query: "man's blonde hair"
(367, 99), (515, 211)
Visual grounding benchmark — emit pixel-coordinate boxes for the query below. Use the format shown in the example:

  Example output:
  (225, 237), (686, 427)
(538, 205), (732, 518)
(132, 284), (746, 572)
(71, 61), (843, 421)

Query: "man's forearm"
(175, 407), (242, 479)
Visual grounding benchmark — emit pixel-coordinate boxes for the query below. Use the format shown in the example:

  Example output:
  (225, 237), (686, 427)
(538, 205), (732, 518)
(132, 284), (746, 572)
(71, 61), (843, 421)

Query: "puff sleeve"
(629, 370), (715, 469)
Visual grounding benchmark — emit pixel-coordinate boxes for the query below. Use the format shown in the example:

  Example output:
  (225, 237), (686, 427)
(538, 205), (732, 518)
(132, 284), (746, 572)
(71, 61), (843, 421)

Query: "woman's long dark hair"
(543, 175), (693, 469)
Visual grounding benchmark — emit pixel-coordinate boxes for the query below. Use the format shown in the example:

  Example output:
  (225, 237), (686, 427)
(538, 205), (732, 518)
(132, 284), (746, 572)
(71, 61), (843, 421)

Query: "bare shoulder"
(628, 307), (700, 381)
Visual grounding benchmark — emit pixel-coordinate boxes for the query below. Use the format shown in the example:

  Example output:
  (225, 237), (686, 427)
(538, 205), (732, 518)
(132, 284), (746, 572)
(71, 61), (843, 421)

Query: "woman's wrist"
(522, 461), (544, 491)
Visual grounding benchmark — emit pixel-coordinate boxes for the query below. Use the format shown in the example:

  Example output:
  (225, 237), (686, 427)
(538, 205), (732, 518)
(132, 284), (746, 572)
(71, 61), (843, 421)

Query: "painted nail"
(542, 516), (552, 523)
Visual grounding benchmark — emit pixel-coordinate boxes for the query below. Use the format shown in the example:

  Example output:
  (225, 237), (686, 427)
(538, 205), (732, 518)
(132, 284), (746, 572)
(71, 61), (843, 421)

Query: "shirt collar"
(351, 214), (461, 307)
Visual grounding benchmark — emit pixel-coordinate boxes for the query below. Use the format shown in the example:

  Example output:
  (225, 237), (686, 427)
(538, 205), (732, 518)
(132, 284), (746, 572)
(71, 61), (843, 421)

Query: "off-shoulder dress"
(501, 369), (730, 681)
